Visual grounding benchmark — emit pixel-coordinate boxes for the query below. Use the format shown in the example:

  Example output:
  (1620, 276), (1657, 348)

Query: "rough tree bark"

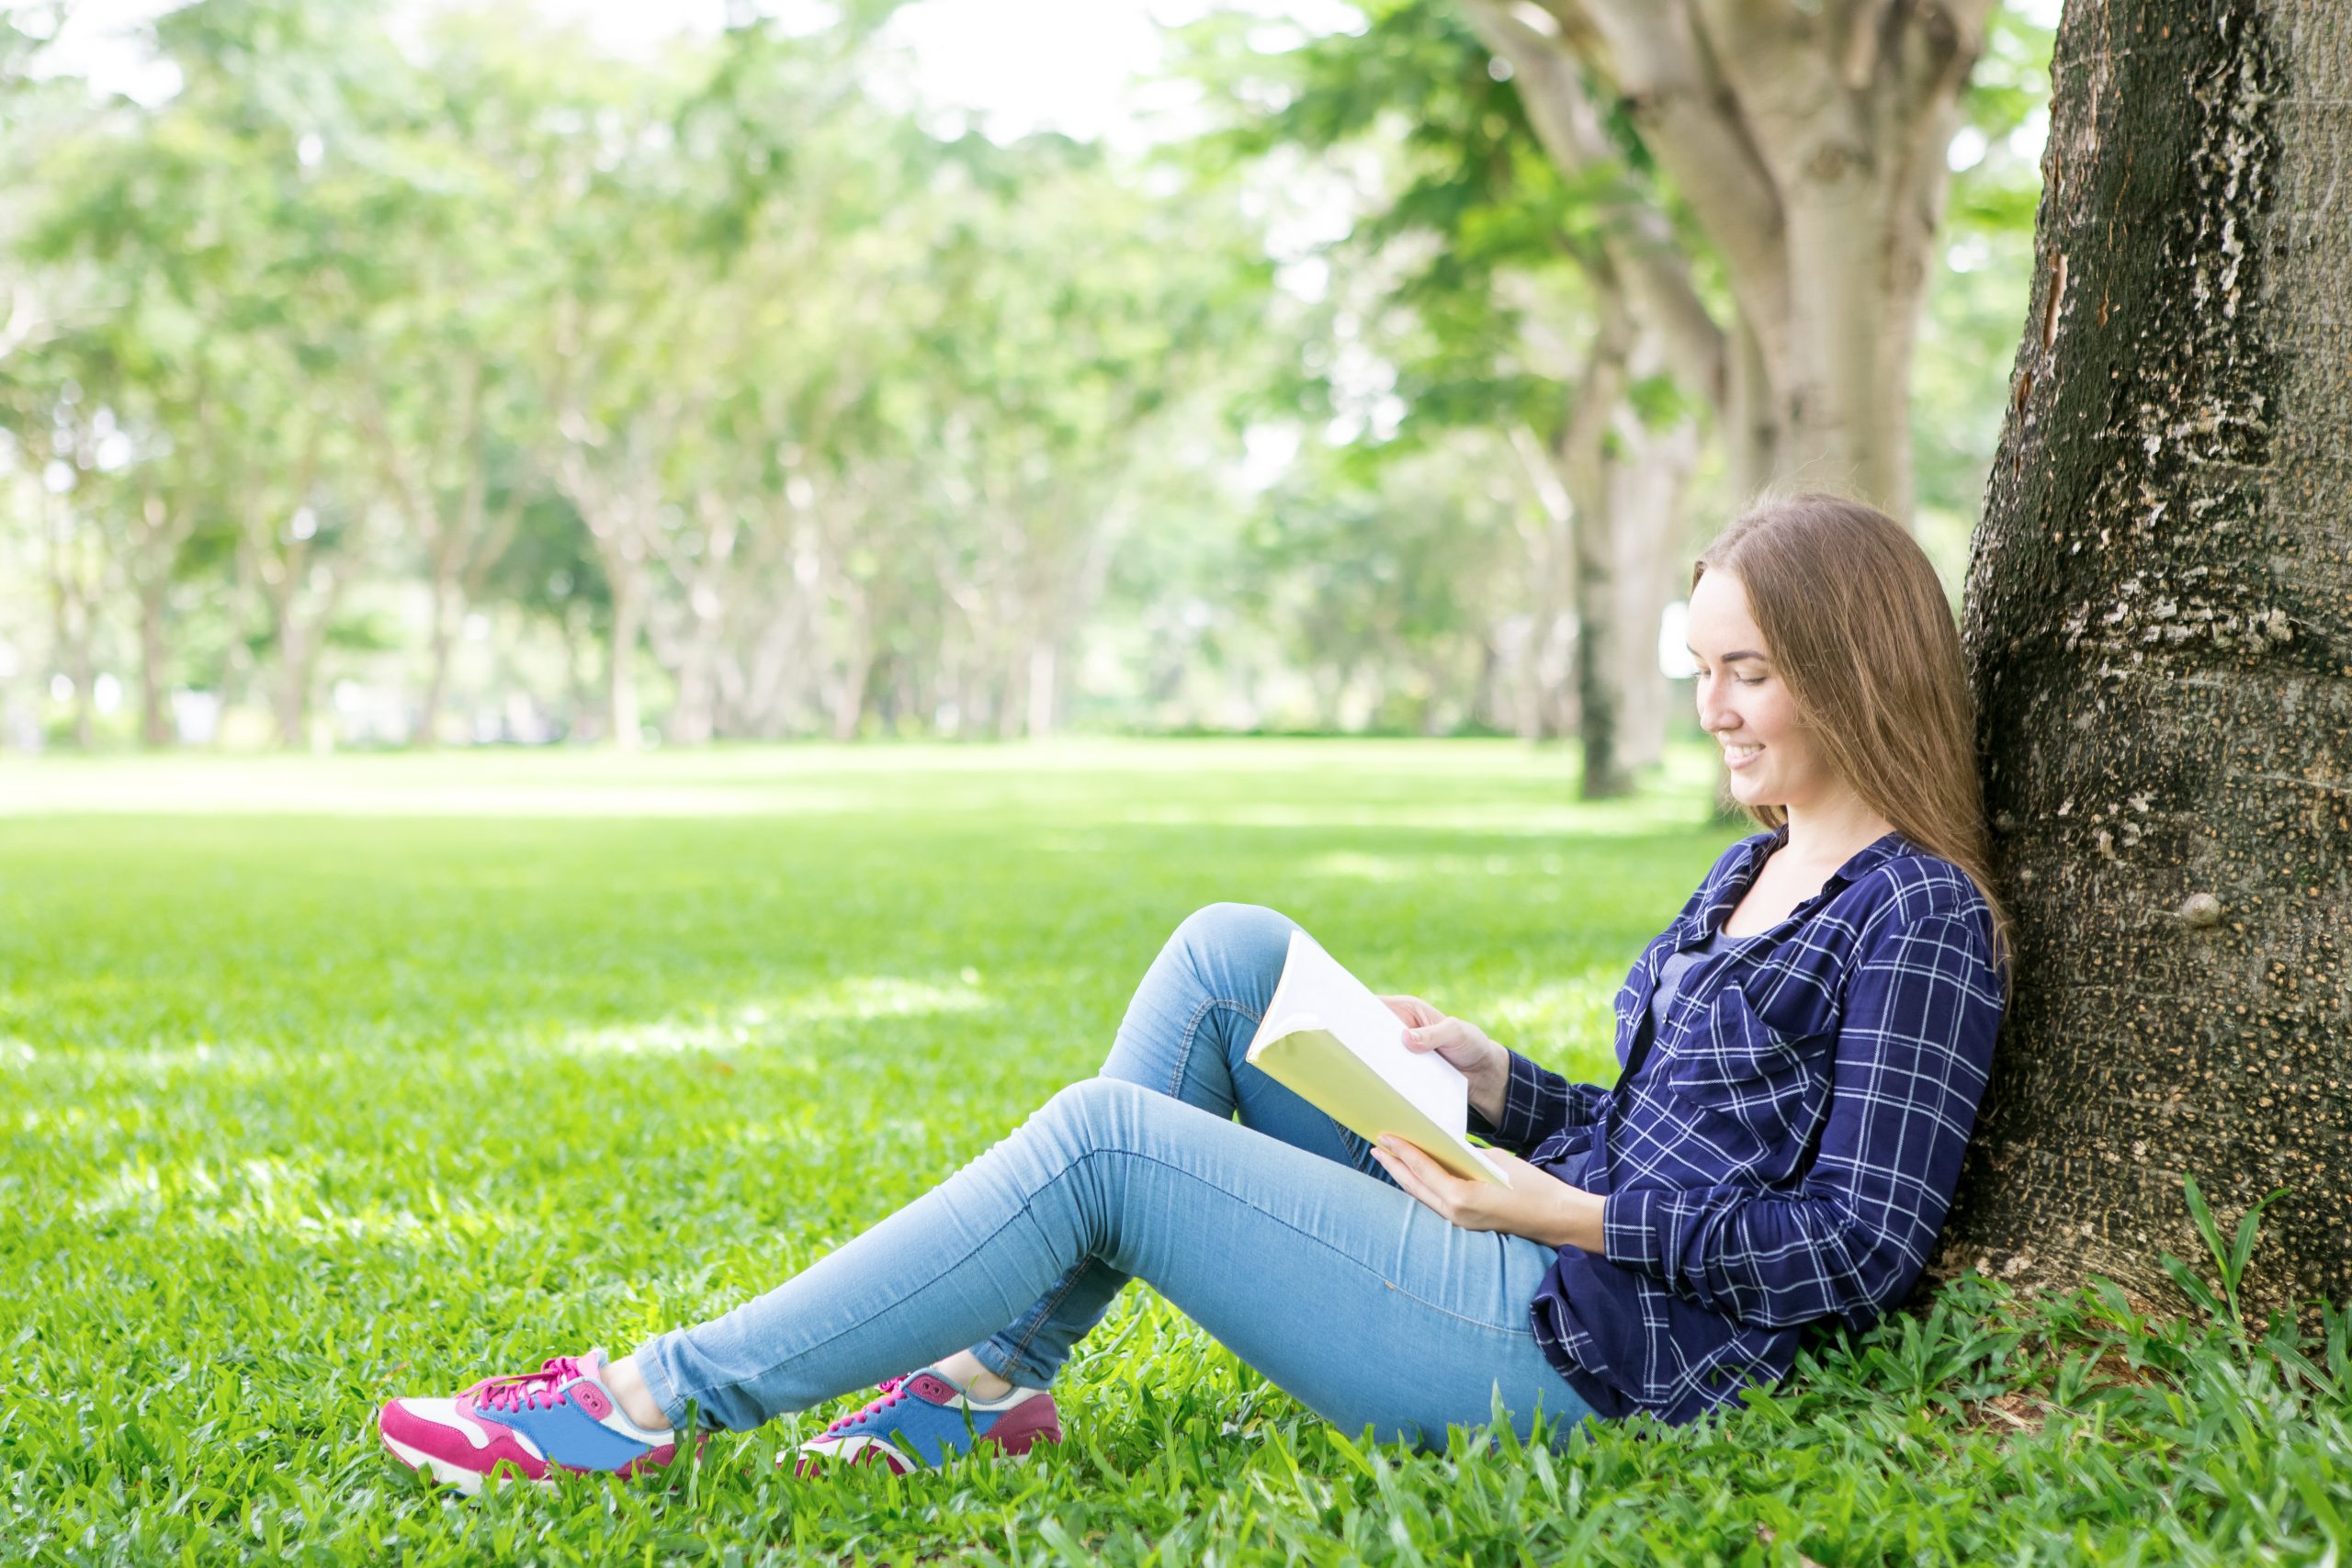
(1943, 0), (2352, 1312)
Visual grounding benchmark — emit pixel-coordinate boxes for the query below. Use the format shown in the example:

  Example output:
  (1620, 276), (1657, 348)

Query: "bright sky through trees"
(36, 0), (1372, 144)
(3, 0), (2062, 751)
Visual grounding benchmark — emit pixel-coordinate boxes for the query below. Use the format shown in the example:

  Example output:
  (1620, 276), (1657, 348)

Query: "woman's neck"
(1778, 797), (1897, 872)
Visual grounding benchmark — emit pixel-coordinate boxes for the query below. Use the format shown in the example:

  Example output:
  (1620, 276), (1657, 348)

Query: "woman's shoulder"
(1834, 839), (1996, 956)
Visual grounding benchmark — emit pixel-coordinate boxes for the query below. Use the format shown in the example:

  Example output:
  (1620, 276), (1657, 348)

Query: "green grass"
(1, 740), (2345, 1565)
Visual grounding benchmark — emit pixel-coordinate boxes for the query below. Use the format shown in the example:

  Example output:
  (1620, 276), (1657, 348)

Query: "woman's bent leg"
(632, 1078), (1592, 1450)
(967, 903), (1395, 1390)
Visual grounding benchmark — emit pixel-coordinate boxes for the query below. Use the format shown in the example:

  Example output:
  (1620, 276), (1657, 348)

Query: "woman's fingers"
(1373, 1135), (1454, 1220)
(1370, 1144), (1425, 1205)
(1376, 993), (1440, 1030)
(1409, 1018), (1477, 1057)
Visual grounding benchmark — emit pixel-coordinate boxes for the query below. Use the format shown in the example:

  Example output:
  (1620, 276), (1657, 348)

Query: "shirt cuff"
(1467, 1049), (1556, 1153)
(1601, 1186), (1674, 1279)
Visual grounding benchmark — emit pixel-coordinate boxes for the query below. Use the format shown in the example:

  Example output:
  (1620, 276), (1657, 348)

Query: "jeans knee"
(1175, 901), (1297, 984)
(1036, 1076), (1148, 1147)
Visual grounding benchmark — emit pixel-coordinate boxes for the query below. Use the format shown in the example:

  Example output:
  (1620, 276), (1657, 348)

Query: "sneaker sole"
(789, 1429), (1061, 1477)
(380, 1430), (545, 1496)
(381, 1428), (694, 1495)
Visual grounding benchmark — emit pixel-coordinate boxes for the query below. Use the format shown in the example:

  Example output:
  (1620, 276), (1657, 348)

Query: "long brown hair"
(1694, 492), (2014, 986)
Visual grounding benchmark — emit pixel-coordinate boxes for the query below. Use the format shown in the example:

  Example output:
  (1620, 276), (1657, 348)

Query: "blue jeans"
(632, 903), (1598, 1451)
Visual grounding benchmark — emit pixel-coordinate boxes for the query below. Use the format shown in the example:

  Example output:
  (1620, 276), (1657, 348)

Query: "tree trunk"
(137, 581), (172, 749)
(1560, 314), (1634, 800)
(1025, 640), (1057, 739)
(1942, 0), (2351, 1314)
(1504, 428), (1577, 742)
(831, 594), (871, 742)
(1608, 413), (1699, 773)
(608, 570), (644, 751)
(69, 642), (95, 750)
(275, 618), (311, 750)
(1473, 0), (1990, 524)
(419, 586), (456, 750)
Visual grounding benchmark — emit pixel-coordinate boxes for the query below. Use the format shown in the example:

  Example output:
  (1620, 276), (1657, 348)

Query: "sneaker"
(378, 1348), (690, 1495)
(792, 1367), (1062, 1476)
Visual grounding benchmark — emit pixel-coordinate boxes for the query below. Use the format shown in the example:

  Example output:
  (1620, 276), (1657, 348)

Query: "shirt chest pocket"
(1659, 984), (1834, 1179)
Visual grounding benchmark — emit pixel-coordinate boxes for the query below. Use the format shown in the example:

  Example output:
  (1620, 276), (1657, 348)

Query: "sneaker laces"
(820, 1372), (915, 1437)
(467, 1356), (590, 1416)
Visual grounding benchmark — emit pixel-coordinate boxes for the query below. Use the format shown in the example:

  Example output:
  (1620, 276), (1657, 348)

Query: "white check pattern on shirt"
(1467, 829), (2007, 1424)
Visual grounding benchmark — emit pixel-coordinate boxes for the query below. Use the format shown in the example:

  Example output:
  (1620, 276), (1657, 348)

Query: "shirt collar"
(1687, 822), (1909, 943)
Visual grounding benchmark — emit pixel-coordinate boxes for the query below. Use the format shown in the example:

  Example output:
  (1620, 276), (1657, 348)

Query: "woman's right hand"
(1376, 994), (1509, 1122)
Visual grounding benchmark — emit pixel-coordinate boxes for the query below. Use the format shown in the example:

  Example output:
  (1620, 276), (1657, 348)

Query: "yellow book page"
(1250, 1028), (1510, 1186)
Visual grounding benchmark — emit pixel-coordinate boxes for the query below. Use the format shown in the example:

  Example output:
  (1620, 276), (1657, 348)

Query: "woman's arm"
(1370, 1138), (1608, 1247)
(1599, 907), (2004, 1329)
(1464, 1050), (1612, 1156)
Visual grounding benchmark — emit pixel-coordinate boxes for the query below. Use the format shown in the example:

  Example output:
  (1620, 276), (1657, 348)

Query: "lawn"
(1, 740), (2343, 1565)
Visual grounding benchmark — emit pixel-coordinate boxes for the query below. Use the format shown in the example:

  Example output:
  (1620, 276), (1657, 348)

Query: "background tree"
(1464, 0), (1996, 521)
(0, 0), (2049, 753)
(1197, 0), (1702, 785)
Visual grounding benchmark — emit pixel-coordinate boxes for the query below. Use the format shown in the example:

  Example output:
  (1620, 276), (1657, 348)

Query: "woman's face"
(1686, 569), (1842, 817)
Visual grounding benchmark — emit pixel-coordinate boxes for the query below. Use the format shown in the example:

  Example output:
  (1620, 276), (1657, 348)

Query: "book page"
(1262, 929), (1469, 1139)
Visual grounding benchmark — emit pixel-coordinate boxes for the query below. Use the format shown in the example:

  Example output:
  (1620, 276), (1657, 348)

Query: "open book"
(1244, 929), (1510, 1187)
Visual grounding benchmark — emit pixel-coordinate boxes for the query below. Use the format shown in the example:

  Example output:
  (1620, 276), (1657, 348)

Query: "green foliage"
(2, 742), (2346, 1564)
(1183, 0), (1611, 450)
(1910, 3), (2057, 581)
(0, 1), (1279, 745)
(2162, 1174), (2291, 1337)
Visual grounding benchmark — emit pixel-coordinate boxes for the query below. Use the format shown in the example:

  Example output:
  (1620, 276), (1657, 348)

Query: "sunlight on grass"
(10, 743), (2330, 1565)
(790, 973), (996, 1022)
(1482, 973), (1626, 1084)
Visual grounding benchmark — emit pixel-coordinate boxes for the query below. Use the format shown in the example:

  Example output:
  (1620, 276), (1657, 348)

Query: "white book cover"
(1244, 929), (1509, 1186)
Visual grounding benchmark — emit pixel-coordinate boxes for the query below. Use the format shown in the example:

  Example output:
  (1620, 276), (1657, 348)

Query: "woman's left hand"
(1370, 1137), (1606, 1251)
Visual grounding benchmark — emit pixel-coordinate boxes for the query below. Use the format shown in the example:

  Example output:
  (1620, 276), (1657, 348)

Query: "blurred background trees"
(0, 0), (2051, 766)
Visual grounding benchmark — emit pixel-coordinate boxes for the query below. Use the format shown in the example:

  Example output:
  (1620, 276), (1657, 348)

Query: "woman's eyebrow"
(1687, 648), (1769, 662)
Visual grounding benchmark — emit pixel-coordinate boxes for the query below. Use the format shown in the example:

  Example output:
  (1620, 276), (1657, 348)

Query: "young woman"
(378, 494), (2012, 1491)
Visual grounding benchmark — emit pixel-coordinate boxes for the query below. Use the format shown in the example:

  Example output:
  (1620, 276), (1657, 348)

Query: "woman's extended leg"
(960, 902), (1393, 1393)
(629, 1076), (1594, 1453)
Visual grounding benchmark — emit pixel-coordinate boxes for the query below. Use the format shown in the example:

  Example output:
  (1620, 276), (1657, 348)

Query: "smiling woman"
(1687, 494), (2013, 964)
(374, 491), (2016, 1497)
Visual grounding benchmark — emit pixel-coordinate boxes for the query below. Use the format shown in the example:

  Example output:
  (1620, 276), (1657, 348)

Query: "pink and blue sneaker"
(792, 1367), (1063, 1475)
(377, 1349), (689, 1495)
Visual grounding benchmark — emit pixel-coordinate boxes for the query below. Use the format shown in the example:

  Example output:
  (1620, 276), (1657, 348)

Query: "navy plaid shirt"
(1469, 824), (2007, 1426)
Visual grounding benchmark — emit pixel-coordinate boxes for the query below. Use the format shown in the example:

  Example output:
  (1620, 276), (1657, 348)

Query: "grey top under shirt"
(1646, 928), (1728, 1041)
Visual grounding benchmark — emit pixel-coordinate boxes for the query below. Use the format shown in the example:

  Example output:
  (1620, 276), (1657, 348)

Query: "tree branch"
(1460, 0), (1728, 412)
(1555, 0), (1789, 338)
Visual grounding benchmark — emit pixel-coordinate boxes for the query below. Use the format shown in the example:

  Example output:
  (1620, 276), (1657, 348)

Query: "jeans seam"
(1200, 994), (1383, 1182)
(1066, 1142), (1536, 1333)
(667, 1139), (1536, 1424)
(1170, 995), (1265, 1100)
(1002, 1260), (1091, 1378)
(634, 1333), (689, 1427)
(1010, 993), (1263, 1377)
